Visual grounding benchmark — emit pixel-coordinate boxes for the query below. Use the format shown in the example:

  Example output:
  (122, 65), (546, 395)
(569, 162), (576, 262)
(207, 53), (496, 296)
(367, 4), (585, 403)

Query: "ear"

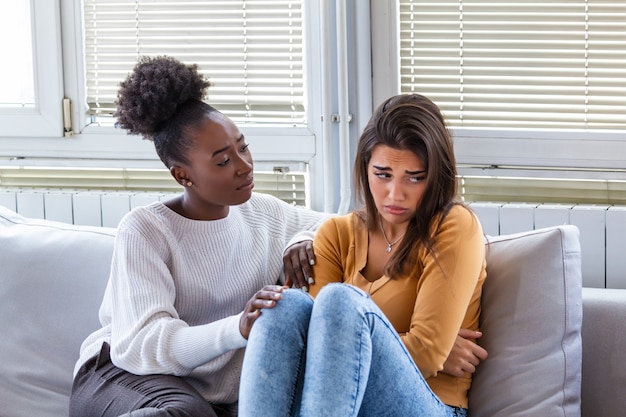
(170, 165), (189, 187)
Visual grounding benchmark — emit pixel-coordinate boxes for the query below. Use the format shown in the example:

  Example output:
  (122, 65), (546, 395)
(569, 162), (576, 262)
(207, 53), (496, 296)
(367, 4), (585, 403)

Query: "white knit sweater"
(75, 193), (327, 404)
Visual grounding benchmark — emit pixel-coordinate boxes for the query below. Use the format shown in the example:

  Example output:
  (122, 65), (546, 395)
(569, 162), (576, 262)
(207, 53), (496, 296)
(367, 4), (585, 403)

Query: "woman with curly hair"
(238, 93), (487, 417)
(69, 56), (327, 417)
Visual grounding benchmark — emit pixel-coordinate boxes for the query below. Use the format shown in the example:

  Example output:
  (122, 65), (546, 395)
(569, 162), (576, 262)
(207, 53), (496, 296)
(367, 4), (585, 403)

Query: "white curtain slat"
(399, 0), (626, 130)
(460, 176), (626, 205)
(83, 0), (305, 125)
(0, 168), (307, 206)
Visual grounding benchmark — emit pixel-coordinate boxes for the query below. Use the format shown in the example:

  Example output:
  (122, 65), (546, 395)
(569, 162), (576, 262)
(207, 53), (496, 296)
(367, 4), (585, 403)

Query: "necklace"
(379, 218), (405, 253)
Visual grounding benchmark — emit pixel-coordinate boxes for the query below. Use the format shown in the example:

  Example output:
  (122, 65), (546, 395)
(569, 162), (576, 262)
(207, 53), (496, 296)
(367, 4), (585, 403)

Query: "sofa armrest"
(0, 207), (116, 417)
(581, 287), (626, 417)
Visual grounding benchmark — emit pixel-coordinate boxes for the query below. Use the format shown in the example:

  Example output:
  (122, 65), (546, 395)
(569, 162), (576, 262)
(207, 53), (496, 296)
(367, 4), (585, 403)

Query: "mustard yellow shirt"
(308, 205), (487, 408)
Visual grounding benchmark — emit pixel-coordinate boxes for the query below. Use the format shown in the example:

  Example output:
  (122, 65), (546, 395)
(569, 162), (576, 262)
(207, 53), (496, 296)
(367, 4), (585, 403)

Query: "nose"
(235, 154), (253, 176)
(387, 178), (405, 201)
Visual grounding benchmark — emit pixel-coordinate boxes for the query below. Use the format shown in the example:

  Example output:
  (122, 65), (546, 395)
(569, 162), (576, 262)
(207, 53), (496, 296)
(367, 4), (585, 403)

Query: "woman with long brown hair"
(239, 93), (487, 417)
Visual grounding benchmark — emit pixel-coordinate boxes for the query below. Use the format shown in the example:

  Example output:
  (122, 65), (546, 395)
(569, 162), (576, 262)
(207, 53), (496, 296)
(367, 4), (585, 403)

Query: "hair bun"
(115, 55), (211, 139)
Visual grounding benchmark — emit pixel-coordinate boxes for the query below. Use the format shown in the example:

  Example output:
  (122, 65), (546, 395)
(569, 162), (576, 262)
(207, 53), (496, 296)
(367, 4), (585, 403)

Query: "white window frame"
(0, 1), (63, 137)
(370, 0), (626, 182)
(61, 0), (321, 166)
(0, 0), (328, 210)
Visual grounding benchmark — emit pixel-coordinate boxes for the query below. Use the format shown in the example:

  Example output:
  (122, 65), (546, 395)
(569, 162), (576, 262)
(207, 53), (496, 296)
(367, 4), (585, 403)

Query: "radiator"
(470, 202), (626, 290)
(1, 189), (622, 289)
(0, 188), (176, 229)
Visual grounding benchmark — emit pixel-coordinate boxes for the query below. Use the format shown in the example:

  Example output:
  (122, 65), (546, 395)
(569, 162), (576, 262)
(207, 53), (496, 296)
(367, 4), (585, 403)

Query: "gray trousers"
(69, 342), (236, 417)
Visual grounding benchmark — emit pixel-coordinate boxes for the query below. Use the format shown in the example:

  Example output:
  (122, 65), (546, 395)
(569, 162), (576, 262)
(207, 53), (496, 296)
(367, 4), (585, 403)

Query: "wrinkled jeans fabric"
(239, 283), (466, 417)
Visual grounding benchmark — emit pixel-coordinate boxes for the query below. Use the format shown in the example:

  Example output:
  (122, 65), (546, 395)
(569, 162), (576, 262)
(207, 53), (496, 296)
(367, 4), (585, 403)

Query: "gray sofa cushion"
(469, 225), (583, 417)
(0, 207), (115, 417)
(0, 208), (589, 416)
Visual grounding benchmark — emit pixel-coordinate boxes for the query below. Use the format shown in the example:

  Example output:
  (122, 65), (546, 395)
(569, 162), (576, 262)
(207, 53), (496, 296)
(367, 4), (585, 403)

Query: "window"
(371, 0), (626, 205)
(82, 0), (306, 126)
(0, 2), (34, 107)
(0, 1), (329, 210)
(398, 0), (626, 130)
(0, 1), (63, 137)
(60, 0), (320, 170)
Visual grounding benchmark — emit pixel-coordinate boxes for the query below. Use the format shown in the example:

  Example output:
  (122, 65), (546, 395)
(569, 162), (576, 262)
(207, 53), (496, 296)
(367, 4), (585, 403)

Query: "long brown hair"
(354, 93), (460, 277)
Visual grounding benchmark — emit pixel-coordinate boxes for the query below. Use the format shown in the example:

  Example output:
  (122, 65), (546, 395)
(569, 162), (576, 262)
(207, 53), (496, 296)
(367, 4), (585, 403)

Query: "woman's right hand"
(239, 285), (287, 339)
(283, 240), (316, 291)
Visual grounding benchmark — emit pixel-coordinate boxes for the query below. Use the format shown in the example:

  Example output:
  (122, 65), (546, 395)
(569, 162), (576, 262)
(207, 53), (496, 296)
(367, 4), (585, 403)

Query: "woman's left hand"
(442, 329), (488, 377)
(283, 240), (316, 291)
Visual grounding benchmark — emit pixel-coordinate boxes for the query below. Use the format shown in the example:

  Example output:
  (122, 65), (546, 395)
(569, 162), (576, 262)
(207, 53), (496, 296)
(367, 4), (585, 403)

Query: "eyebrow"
(211, 134), (245, 158)
(372, 165), (426, 175)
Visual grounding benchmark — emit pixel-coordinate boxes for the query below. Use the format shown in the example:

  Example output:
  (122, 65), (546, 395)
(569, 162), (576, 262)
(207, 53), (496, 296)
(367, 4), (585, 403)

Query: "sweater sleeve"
(107, 223), (246, 376)
(307, 215), (350, 297)
(252, 193), (330, 249)
(400, 206), (486, 378)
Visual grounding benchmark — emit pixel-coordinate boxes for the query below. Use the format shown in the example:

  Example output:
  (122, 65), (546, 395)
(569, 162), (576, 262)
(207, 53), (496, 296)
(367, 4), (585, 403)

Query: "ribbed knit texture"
(75, 193), (327, 404)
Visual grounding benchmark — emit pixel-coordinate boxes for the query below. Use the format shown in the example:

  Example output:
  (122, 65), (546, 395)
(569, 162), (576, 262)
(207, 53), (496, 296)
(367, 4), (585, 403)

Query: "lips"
(237, 178), (254, 190)
(384, 205), (407, 216)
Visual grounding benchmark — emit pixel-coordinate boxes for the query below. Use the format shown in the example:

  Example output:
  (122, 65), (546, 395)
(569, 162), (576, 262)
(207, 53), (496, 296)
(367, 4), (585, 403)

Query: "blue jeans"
(239, 284), (467, 417)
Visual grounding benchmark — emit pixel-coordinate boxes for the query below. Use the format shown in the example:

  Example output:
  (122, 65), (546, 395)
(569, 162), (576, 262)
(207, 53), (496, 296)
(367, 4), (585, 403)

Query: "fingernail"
(264, 300), (274, 306)
(301, 286), (308, 292)
(308, 277), (314, 285)
(309, 259), (315, 265)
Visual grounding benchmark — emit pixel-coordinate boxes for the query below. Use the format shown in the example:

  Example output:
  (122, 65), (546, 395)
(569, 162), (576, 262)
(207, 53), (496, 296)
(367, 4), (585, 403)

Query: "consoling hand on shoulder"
(282, 240), (316, 291)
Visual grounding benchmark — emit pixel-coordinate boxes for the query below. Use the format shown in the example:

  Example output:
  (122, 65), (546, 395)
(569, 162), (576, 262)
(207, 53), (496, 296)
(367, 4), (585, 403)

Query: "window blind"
(459, 175), (626, 205)
(83, 0), (305, 125)
(399, 0), (626, 130)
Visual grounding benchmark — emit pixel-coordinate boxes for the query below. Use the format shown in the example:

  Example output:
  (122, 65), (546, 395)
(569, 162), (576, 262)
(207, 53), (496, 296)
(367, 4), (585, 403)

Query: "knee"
(276, 288), (313, 317)
(255, 288), (313, 328)
(316, 283), (367, 308)
(144, 377), (219, 416)
(311, 283), (370, 322)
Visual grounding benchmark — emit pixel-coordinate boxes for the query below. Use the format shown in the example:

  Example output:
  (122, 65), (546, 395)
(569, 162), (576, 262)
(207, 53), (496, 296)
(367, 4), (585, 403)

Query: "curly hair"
(354, 93), (461, 277)
(115, 55), (214, 167)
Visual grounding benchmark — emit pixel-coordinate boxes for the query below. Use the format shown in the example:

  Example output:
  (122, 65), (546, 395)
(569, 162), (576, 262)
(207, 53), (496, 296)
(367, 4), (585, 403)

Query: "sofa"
(0, 205), (625, 417)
